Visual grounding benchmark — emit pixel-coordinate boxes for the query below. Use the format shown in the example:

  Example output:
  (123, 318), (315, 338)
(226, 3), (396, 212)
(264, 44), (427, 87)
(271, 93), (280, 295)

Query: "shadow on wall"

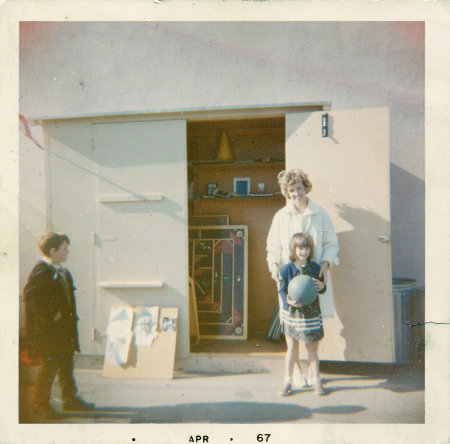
(38, 124), (186, 223)
(332, 203), (392, 362)
(330, 164), (424, 361)
(389, 163), (425, 284)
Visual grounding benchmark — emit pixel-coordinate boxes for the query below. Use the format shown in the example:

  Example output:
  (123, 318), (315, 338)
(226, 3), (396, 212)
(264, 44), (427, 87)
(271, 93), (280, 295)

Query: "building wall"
(19, 21), (425, 341)
(18, 129), (47, 338)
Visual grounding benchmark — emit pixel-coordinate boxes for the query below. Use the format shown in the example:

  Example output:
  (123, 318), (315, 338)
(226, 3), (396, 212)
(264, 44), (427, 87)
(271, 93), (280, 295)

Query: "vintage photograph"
(2, 5), (447, 444)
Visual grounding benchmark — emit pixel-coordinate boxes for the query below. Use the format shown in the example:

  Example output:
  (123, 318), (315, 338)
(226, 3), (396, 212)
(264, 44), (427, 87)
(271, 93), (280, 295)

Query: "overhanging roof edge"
(28, 102), (331, 123)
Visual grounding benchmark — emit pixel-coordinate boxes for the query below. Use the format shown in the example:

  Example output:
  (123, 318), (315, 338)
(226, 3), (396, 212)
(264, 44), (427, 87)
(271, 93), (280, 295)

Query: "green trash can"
(392, 278), (425, 364)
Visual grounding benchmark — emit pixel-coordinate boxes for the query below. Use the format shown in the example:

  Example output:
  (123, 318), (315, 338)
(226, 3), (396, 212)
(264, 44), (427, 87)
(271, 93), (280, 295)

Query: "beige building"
(19, 22), (424, 363)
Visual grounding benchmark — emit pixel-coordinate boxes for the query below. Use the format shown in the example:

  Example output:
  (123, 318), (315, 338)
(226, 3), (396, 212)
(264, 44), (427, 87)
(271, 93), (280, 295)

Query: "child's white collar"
(41, 257), (64, 271)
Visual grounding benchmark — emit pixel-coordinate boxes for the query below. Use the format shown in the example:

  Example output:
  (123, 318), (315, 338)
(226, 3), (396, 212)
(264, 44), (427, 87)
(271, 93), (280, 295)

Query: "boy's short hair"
(289, 232), (314, 262)
(278, 169), (313, 197)
(38, 231), (70, 257)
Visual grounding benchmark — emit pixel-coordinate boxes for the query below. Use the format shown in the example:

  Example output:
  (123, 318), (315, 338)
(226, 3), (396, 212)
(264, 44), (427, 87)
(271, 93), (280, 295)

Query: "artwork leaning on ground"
(103, 306), (179, 379)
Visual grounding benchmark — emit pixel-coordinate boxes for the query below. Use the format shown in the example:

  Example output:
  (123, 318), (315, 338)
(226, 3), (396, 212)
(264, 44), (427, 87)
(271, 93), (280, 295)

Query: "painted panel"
(189, 226), (248, 339)
(92, 120), (189, 358)
(286, 108), (393, 362)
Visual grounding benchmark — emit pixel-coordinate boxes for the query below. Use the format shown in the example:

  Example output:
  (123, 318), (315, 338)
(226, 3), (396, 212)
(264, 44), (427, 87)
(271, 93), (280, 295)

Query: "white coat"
(266, 198), (339, 318)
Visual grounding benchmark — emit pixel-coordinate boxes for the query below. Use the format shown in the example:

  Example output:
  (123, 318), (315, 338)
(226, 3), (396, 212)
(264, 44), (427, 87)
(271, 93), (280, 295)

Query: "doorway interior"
(186, 116), (287, 353)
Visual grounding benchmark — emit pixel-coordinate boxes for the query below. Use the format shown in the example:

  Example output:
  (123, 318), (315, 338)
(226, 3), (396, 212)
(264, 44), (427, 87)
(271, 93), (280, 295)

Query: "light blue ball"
(288, 274), (318, 305)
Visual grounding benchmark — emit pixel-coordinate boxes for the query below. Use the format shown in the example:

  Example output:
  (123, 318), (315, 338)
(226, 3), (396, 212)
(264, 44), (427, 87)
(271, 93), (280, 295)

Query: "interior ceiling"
(187, 116), (285, 133)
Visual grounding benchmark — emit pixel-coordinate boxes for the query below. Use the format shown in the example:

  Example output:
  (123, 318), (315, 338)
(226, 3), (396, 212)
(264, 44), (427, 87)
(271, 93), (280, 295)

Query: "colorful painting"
(189, 225), (247, 339)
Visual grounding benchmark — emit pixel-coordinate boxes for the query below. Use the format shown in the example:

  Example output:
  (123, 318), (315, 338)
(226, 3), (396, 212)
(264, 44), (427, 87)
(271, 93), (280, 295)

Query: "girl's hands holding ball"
(287, 295), (303, 308)
(312, 278), (324, 292)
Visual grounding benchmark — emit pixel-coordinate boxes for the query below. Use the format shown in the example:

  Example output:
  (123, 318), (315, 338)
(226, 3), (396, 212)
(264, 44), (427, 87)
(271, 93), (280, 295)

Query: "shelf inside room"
(189, 160), (285, 168)
(192, 194), (284, 202)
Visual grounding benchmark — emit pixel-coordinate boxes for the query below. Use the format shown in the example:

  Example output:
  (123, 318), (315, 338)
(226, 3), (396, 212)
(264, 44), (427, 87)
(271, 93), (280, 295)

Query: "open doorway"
(186, 116), (286, 353)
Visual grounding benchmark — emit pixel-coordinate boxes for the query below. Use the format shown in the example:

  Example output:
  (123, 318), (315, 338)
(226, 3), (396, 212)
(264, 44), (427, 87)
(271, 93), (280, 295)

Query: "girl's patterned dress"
(278, 260), (325, 343)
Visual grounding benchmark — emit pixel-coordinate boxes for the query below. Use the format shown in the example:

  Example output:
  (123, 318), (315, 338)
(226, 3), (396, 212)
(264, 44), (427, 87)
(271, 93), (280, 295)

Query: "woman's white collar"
(287, 198), (319, 216)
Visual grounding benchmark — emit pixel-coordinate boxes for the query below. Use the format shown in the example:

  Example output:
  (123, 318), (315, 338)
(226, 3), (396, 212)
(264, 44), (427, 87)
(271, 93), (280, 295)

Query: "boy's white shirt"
(40, 257), (67, 281)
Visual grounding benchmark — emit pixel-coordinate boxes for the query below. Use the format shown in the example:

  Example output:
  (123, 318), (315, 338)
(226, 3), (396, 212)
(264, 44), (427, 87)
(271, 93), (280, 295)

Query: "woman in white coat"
(266, 169), (339, 388)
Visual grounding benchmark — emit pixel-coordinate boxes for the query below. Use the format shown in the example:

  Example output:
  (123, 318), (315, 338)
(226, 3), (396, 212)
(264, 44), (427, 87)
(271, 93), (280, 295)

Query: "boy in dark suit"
(23, 231), (94, 419)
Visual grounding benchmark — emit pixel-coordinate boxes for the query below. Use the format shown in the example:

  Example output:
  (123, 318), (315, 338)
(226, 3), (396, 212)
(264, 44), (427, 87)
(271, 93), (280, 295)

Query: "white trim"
(30, 102), (330, 123)
(98, 282), (164, 289)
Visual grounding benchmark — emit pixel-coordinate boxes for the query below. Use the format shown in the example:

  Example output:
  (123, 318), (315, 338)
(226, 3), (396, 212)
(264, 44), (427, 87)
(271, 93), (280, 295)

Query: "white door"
(92, 119), (189, 358)
(286, 108), (393, 362)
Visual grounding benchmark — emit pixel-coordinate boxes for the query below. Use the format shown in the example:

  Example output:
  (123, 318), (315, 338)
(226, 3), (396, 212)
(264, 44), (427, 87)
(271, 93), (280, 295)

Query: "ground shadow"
(19, 359), (423, 424)
(21, 401), (367, 424)
(320, 361), (424, 394)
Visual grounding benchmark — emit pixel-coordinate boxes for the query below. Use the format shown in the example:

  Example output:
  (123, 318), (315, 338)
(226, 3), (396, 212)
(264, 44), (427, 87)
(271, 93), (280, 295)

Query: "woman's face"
(287, 181), (307, 204)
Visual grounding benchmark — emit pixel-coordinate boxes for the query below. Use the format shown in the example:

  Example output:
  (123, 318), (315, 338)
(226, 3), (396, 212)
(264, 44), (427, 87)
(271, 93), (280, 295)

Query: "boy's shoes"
(278, 382), (293, 396)
(63, 396), (95, 412)
(33, 403), (63, 420)
(313, 382), (326, 396)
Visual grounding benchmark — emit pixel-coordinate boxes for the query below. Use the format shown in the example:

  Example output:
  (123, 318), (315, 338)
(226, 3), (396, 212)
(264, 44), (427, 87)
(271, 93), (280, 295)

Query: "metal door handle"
(377, 234), (391, 243)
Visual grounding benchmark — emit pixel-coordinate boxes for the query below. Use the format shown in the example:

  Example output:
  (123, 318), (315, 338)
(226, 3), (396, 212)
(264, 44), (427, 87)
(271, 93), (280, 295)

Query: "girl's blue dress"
(278, 260), (326, 342)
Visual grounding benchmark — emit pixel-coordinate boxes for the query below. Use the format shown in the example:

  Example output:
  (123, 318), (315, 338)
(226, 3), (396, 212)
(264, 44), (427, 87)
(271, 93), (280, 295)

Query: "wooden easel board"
(103, 306), (178, 379)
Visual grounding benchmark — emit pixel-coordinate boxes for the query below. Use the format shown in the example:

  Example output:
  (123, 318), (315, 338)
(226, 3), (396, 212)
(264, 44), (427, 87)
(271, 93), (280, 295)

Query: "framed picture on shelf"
(207, 183), (218, 195)
(233, 177), (251, 196)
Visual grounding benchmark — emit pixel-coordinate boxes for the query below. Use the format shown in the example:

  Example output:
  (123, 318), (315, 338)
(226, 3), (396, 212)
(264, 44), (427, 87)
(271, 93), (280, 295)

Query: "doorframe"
(183, 105), (329, 349)
(30, 102), (330, 125)
(37, 103), (330, 360)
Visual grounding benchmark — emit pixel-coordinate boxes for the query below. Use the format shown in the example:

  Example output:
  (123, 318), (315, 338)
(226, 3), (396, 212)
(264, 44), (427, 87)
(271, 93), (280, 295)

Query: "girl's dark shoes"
(278, 382), (293, 396)
(297, 377), (309, 388)
(314, 382), (326, 396)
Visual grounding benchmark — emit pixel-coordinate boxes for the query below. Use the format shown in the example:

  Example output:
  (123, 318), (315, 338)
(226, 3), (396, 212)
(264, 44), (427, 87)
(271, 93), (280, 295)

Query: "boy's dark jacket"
(278, 260), (326, 310)
(24, 260), (80, 358)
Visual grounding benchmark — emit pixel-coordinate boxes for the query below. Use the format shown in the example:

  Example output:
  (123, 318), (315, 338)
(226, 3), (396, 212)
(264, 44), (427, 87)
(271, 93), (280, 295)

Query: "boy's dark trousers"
(34, 351), (77, 407)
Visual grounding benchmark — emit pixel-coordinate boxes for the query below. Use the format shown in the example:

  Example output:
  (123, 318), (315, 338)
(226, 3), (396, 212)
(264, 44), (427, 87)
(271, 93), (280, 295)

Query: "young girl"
(278, 232), (327, 396)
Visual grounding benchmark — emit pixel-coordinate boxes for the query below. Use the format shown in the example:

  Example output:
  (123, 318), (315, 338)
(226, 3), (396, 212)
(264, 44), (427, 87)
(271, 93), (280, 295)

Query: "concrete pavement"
(19, 353), (424, 425)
